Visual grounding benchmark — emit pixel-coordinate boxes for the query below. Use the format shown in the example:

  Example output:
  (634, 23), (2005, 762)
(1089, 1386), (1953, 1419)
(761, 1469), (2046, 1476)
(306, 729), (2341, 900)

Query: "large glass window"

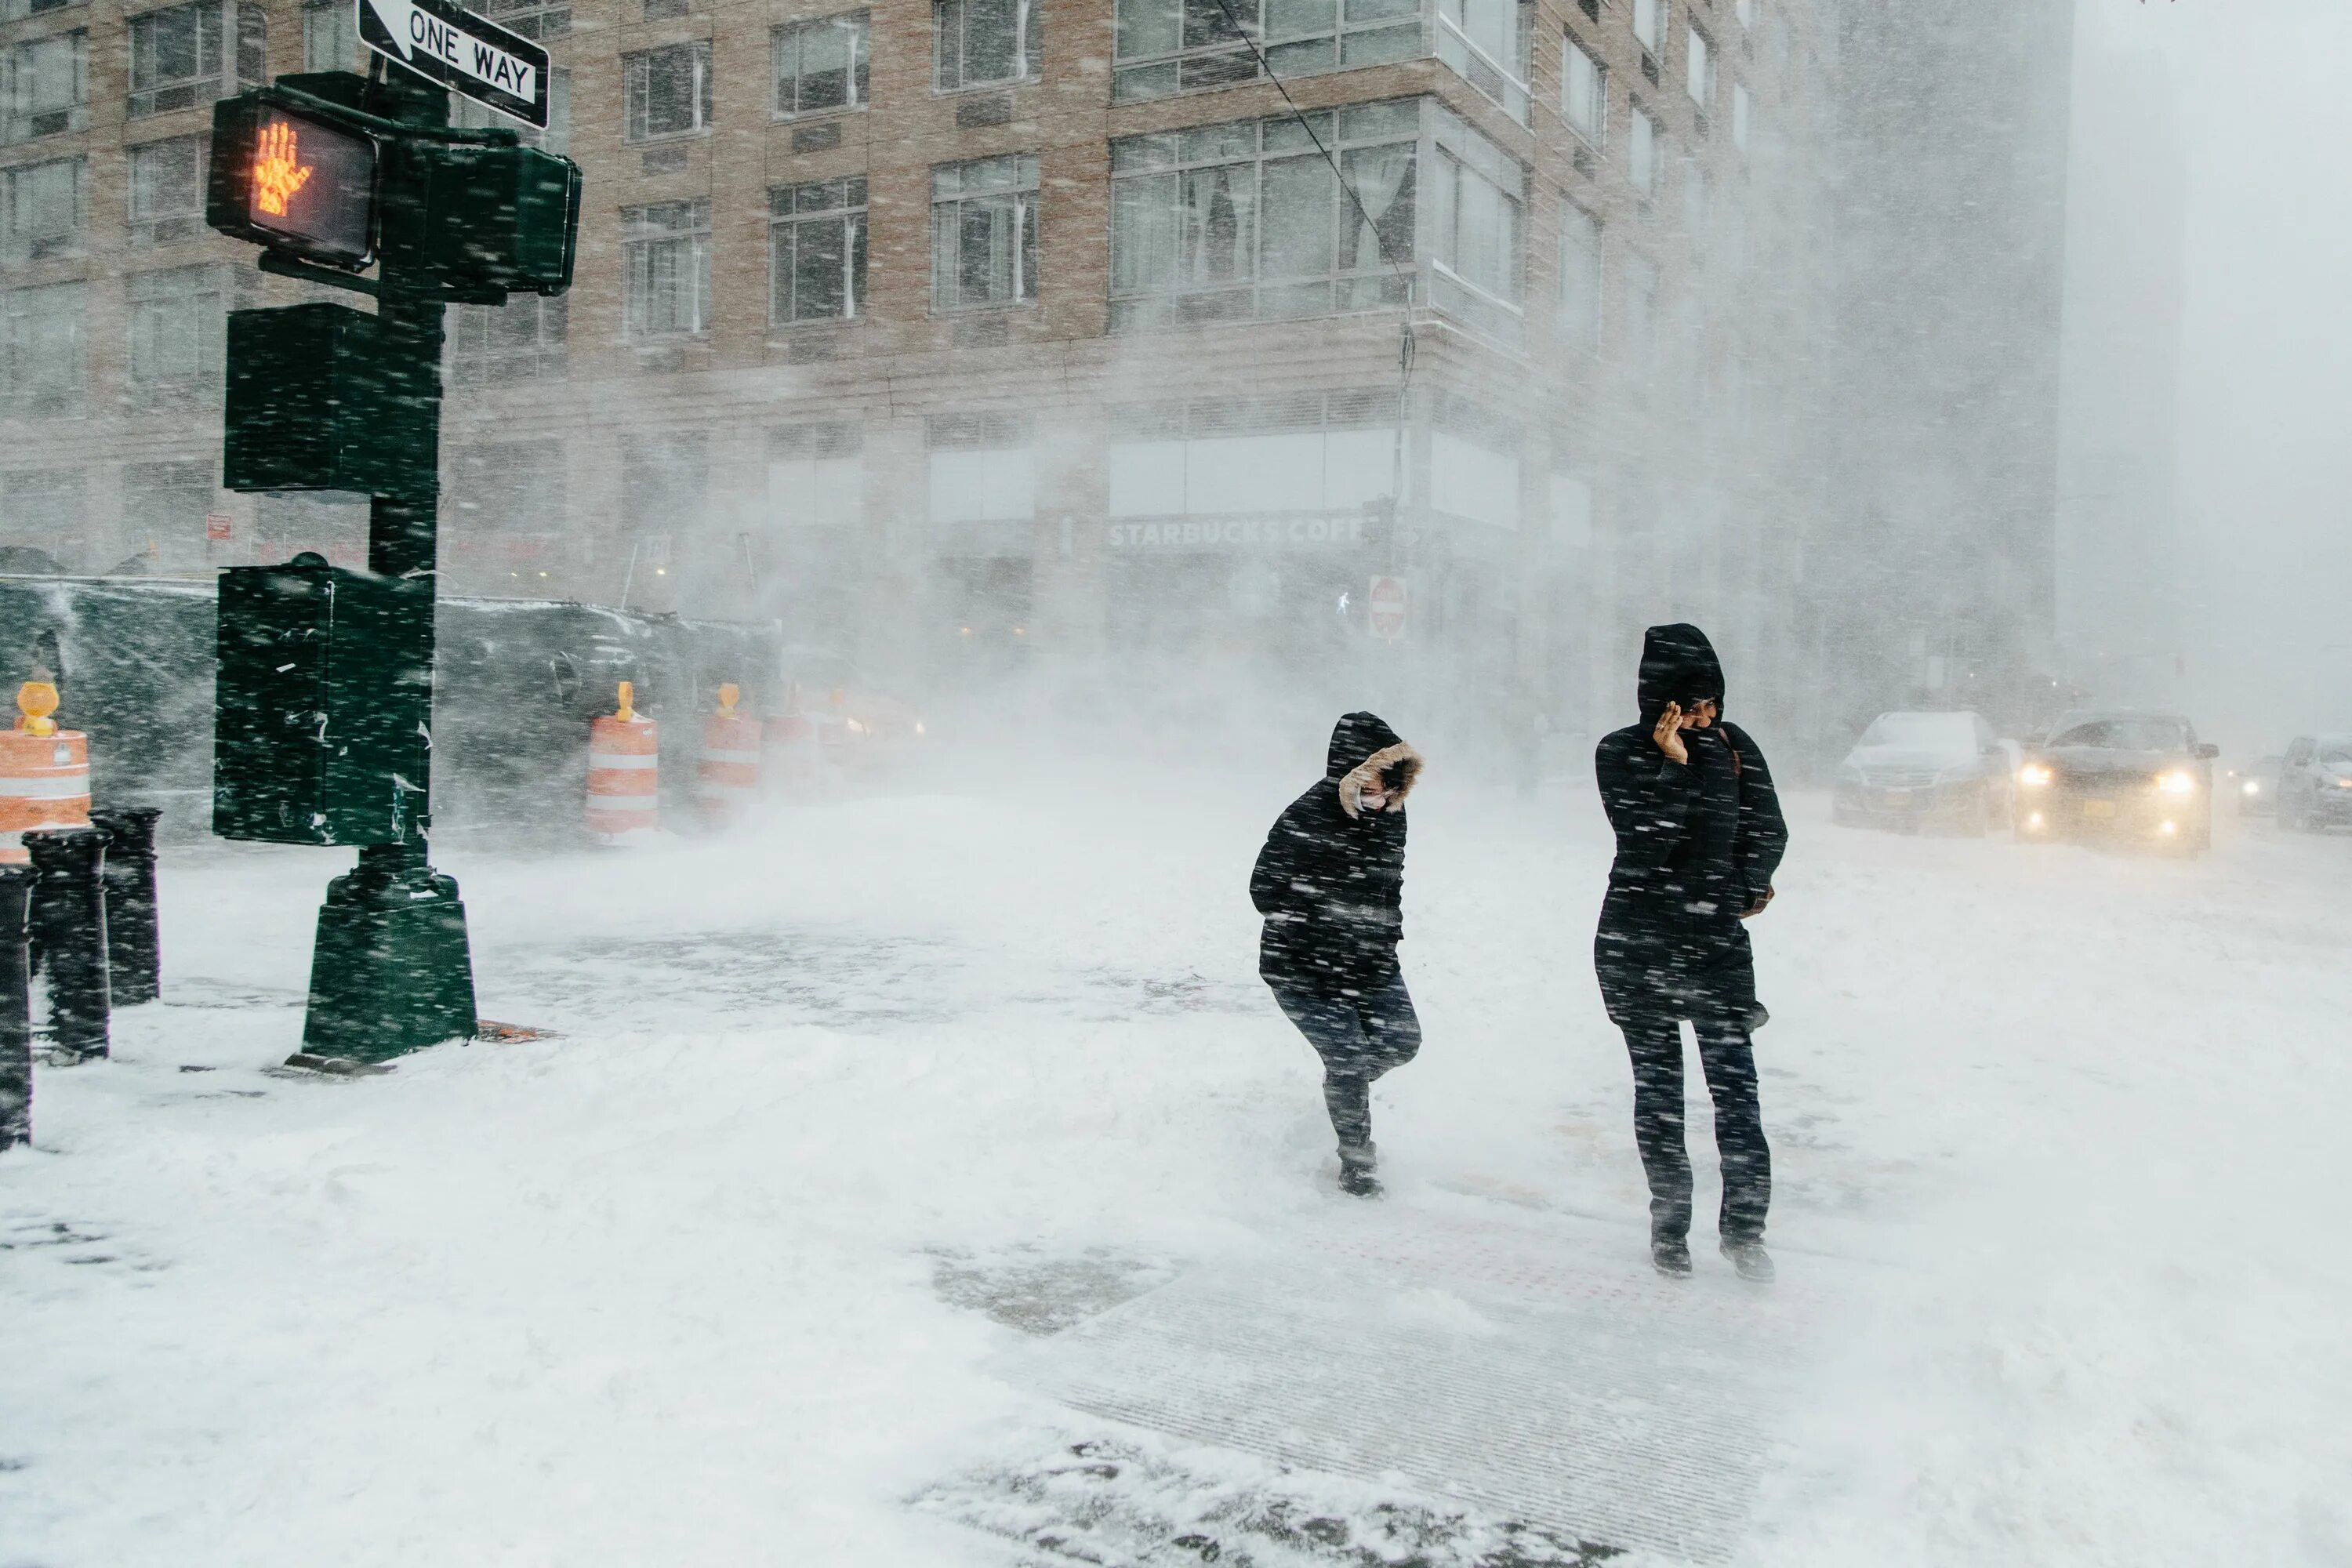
(1428, 105), (1523, 339)
(775, 11), (868, 116)
(1562, 32), (1603, 146)
(622, 200), (710, 338)
(1686, 23), (1713, 107)
(128, 134), (206, 245)
(1632, 0), (1661, 54)
(0, 281), (82, 416)
(126, 263), (227, 401)
(1736, 0), (1753, 28)
(1111, 0), (1421, 105)
(0, 155), (84, 267)
(935, 0), (1038, 91)
(1437, 0), (1526, 122)
(448, 294), (568, 383)
(128, 2), (266, 118)
(624, 40), (712, 142)
(1109, 100), (1415, 332)
(1629, 103), (1661, 198)
(767, 423), (862, 528)
(2, 31), (88, 145)
(1559, 198), (1599, 350)
(931, 154), (1038, 311)
(770, 176), (866, 325)
(481, 0), (569, 40)
(303, 0), (357, 70)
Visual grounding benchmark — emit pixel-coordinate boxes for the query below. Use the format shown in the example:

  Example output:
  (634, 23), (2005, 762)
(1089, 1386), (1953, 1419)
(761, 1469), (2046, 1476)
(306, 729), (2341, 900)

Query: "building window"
(121, 459), (212, 561)
(1559, 198), (1599, 350)
(1428, 106), (1523, 339)
(0, 155), (84, 267)
(1104, 390), (1399, 529)
(1686, 24), (1713, 107)
(926, 412), (1034, 525)
(303, 0), (357, 70)
(127, 134), (207, 245)
(1622, 251), (1657, 365)
(452, 67), (570, 151)
(0, 281), (83, 416)
(623, 40), (712, 142)
(2, 30), (88, 145)
(1732, 82), (1751, 154)
(1628, 103), (1661, 198)
(0, 467), (85, 564)
(766, 423), (862, 528)
(770, 176), (866, 325)
(931, 154), (1038, 311)
(448, 293), (568, 383)
(1111, 0), (1420, 106)
(126, 263), (227, 403)
(128, 2), (267, 119)
(935, 0), (1039, 91)
(622, 200), (710, 339)
(1632, 0), (1661, 55)
(481, 0), (569, 41)
(3, 0), (93, 20)
(1109, 100), (1414, 332)
(1563, 33), (1606, 147)
(1681, 158), (1708, 259)
(774, 11), (868, 117)
(1436, 0), (1529, 123)
(1736, 0), (1754, 29)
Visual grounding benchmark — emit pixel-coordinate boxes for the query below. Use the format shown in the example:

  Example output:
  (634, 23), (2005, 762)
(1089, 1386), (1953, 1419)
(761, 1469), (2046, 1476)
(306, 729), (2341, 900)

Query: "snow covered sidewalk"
(3, 771), (2349, 1566)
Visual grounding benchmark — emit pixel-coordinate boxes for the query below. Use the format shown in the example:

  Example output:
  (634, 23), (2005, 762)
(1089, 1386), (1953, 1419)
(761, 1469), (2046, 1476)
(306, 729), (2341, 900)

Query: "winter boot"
(1651, 1236), (1693, 1277)
(1719, 1238), (1776, 1283)
(1337, 1142), (1381, 1199)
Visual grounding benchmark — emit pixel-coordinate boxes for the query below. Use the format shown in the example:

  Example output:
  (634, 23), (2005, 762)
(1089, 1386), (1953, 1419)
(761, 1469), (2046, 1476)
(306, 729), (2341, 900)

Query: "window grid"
(1561, 31), (1604, 147)
(2, 30), (89, 145)
(125, 262), (227, 401)
(622, 199), (710, 339)
(0, 280), (85, 417)
(127, 2), (266, 119)
(303, 0), (358, 71)
(1108, 101), (1417, 333)
(931, 154), (1039, 312)
(624, 40), (713, 143)
(1629, 103), (1661, 198)
(1436, 0), (1529, 124)
(1111, 0), (1421, 106)
(775, 11), (869, 118)
(448, 294), (569, 383)
(770, 176), (868, 325)
(481, 0), (570, 40)
(935, 0), (1039, 92)
(0, 154), (84, 267)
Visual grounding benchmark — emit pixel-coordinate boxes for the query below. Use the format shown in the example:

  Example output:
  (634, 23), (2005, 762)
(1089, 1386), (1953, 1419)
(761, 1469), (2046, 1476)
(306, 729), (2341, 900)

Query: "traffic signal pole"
(205, 59), (578, 1062)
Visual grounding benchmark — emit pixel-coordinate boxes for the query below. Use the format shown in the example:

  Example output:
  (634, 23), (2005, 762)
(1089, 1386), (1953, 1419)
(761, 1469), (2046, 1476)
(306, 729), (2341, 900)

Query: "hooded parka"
(1250, 712), (1423, 995)
(1593, 625), (1788, 1028)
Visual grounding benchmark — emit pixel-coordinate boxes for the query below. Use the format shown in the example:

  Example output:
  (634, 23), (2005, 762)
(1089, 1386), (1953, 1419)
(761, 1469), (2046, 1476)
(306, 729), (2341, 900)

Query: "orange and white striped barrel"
(586, 681), (659, 839)
(695, 684), (761, 826)
(1, 728), (91, 866)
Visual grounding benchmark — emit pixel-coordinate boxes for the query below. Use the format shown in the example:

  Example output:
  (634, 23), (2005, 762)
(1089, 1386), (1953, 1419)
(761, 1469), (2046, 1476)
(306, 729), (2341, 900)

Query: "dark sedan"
(2014, 712), (2216, 854)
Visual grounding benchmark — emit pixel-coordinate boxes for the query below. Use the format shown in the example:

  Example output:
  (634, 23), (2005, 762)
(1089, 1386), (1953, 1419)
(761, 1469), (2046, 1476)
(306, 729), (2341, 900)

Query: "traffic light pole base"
(301, 844), (477, 1064)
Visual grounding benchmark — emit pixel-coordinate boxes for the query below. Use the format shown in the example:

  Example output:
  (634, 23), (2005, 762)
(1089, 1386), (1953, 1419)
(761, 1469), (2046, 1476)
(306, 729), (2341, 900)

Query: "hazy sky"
(2074, 0), (2352, 750)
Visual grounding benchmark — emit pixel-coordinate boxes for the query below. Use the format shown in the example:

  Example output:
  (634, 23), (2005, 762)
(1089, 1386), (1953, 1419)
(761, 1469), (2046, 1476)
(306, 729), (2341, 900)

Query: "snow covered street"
(5, 767), (2349, 1567)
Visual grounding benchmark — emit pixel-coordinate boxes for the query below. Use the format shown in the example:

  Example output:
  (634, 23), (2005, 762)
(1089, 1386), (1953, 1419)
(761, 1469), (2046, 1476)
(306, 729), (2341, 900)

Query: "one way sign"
(358, 0), (550, 129)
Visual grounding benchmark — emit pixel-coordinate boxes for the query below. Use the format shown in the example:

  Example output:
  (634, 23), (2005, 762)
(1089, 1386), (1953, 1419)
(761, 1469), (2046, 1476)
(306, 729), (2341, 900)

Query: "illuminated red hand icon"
(253, 118), (314, 218)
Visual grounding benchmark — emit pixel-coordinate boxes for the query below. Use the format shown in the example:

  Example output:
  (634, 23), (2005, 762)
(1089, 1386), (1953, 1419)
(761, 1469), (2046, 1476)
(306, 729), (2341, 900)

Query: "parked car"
(2275, 735), (2352, 831)
(2014, 711), (2216, 853)
(2223, 753), (2283, 818)
(1832, 710), (2015, 833)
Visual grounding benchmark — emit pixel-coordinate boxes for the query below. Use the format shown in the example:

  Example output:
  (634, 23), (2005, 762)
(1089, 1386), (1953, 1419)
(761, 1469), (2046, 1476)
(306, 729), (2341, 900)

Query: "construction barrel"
(4, 676), (90, 867)
(695, 684), (762, 828)
(586, 681), (660, 840)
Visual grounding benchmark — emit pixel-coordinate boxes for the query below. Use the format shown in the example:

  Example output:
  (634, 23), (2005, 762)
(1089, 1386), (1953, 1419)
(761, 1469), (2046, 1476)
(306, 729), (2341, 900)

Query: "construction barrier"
(3, 676), (89, 868)
(695, 683), (761, 827)
(586, 681), (660, 839)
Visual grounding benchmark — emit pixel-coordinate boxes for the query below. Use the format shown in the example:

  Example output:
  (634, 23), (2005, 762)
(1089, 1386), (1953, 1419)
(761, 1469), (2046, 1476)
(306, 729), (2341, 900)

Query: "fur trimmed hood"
(1325, 711), (1423, 818)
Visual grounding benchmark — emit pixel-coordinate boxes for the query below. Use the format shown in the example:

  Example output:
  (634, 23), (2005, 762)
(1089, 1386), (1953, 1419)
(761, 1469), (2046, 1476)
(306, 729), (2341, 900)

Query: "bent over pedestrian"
(1594, 625), (1788, 1280)
(1251, 712), (1424, 1197)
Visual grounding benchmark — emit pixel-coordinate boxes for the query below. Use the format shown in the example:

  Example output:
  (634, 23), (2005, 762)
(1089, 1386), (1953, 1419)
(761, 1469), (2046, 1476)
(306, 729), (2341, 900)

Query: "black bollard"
(91, 807), (162, 1007)
(24, 826), (111, 1061)
(1, 862), (33, 1150)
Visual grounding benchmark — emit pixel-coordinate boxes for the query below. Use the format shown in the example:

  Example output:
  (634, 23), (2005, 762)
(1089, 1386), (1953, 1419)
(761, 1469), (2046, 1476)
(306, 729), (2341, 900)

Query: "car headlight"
(2242, 779), (2261, 796)
(2336, 775), (2352, 789)
(2157, 770), (2197, 795)
(2019, 763), (2053, 788)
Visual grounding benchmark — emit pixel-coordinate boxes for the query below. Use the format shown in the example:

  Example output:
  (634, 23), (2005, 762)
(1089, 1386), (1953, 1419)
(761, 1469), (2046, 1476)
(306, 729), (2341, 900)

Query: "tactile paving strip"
(1028, 1204), (1852, 1563)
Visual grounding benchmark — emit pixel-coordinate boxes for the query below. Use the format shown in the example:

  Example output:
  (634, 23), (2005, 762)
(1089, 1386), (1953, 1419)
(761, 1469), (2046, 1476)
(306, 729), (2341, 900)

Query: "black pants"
(1621, 1014), (1770, 1244)
(1270, 973), (1421, 1149)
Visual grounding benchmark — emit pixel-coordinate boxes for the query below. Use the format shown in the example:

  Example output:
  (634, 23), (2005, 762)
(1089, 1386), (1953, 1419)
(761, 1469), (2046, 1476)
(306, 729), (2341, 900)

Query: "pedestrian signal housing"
(207, 92), (380, 269)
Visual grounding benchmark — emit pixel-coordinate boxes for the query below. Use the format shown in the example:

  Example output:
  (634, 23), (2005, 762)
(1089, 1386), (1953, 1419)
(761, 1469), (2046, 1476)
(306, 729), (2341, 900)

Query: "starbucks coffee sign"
(1104, 514), (1369, 552)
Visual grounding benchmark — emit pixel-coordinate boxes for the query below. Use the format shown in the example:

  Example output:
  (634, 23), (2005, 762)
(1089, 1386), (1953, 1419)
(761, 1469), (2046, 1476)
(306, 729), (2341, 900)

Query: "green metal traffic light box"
(222, 304), (433, 498)
(213, 554), (434, 847)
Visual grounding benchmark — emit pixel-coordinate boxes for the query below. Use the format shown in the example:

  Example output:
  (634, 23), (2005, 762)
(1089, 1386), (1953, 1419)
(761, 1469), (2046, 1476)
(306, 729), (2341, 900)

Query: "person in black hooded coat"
(1594, 625), (1788, 1279)
(1250, 712), (1424, 1196)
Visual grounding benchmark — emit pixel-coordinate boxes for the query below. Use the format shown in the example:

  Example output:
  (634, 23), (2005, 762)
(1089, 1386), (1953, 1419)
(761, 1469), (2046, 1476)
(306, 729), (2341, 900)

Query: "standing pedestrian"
(1593, 625), (1788, 1279)
(1251, 712), (1424, 1197)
